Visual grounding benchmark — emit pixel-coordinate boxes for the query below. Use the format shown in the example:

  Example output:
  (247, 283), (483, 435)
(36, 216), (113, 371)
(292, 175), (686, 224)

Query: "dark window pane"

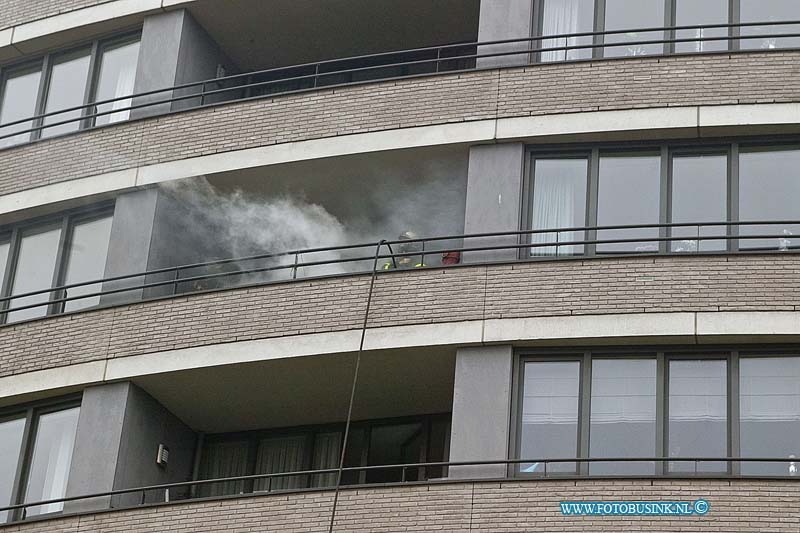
(739, 148), (800, 251)
(63, 216), (113, 312)
(197, 439), (250, 497)
(604, 0), (665, 57)
(94, 40), (140, 126)
(590, 359), (656, 475)
(740, 357), (800, 476)
(8, 226), (62, 323)
(741, 0), (800, 50)
(42, 51), (91, 138)
(530, 158), (588, 256)
(0, 66), (42, 148)
(519, 361), (580, 475)
(675, 0), (730, 53)
(366, 422), (425, 483)
(0, 417), (25, 522)
(24, 407), (80, 516)
(311, 431), (341, 488)
(253, 435), (308, 491)
(597, 153), (661, 253)
(668, 360), (727, 473)
(671, 154), (728, 252)
(540, 0), (595, 62)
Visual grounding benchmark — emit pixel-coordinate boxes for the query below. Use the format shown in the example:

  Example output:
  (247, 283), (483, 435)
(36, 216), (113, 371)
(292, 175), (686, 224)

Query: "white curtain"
(311, 432), (341, 488)
(531, 176), (579, 256)
(198, 440), (250, 497)
(108, 62), (137, 123)
(253, 435), (307, 491)
(542, 0), (582, 62)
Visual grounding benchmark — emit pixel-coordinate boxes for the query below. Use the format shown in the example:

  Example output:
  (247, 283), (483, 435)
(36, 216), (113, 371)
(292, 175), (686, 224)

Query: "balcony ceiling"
(135, 346), (456, 433)
(187, 0), (480, 70)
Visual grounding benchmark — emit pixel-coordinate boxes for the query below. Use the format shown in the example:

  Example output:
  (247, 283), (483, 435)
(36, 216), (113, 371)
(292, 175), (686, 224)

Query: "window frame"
(0, 203), (114, 325)
(0, 395), (81, 524)
(0, 30), (141, 144)
(511, 347), (800, 479)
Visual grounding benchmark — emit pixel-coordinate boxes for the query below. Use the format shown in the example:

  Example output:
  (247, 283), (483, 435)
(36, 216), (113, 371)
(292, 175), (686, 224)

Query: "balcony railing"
(0, 457), (797, 524)
(1, 20), (799, 147)
(0, 220), (797, 325)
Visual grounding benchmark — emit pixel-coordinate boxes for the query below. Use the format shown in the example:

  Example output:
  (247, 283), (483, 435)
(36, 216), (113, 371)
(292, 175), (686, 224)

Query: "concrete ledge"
(1, 102), (798, 220)
(4, 310), (800, 403)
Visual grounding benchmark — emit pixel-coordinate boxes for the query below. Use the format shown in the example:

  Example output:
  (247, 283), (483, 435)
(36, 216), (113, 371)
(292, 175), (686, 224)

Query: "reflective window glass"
(530, 158), (588, 256)
(0, 66), (42, 148)
(0, 241), (9, 295)
(519, 361), (580, 474)
(740, 0), (800, 50)
(590, 359), (656, 475)
(740, 357), (800, 476)
(253, 434), (308, 491)
(739, 148), (800, 250)
(63, 216), (113, 312)
(24, 407), (80, 516)
(94, 40), (141, 126)
(8, 227), (62, 323)
(42, 51), (91, 138)
(597, 153), (661, 253)
(0, 417), (25, 522)
(311, 431), (341, 488)
(671, 154), (728, 252)
(668, 360), (727, 473)
(197, 439), (249, 497)
(675, 0), (729, 53)
(366, 422), (425, 483)
(604, 0), (665, 57)
(540, 0), (595, 62)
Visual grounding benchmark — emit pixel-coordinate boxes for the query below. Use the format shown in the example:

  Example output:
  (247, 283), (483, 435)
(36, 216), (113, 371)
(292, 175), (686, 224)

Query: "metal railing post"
(292, 253), (300, 280)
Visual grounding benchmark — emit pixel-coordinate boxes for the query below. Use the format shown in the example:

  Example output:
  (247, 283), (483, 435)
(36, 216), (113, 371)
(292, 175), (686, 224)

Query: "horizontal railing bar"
(1, 22), (799, 140)
(0, 222), (797, 313)
(1, 456), (796, 514)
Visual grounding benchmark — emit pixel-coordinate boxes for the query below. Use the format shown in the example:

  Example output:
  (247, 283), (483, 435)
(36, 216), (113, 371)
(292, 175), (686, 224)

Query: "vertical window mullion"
(47, 216), (71, 316)
(80, 40), (101, 130)
(578, 352), (592, 475)
(665, 0), (676, 54)
(729, 0), (741, 51)
(586, 148), (600, 256)
(729, 351), (740, 475)
(659, 146), (670, 254)
(593, 0), (606, 59)
(10, 408), (35, 522)
(30, 55), (50, 142)
(0, 228), (20, 325)
(656, 352), (666, 475)
(729, 143), (740, 252)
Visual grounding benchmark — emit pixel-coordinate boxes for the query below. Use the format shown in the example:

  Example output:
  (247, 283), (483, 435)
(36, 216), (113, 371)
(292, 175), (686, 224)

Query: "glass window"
(675, 0), (729, 53)
(366, 422), (425, 483)
(253, 435), (308, 491)
(519, 361), (580, 474)
(589, 359), (656, 475)
(671, 154), (728, 252)
(197, 438), (250, 497)
(0, 417), (25, 522)
(42, 51), (91, 138)
(8, 226), (62, 323)
(62, 216), (113, 312)
(0, 66), (42, 148)
(740, 0), (800, 50)
(93, 40), (141, 126)
(740, 357), (800, 476)
(540, 0), (595, 62)
(668, 359), (727, 473)
(0, 241), (9, 294)
(311, 431), (341, 488)
(604, 0), (665, 57)
(739, 148), (800, 250)
(24, 407), (80, 516)
(530, 157), (588, 256)
(597, 152), (661, 253)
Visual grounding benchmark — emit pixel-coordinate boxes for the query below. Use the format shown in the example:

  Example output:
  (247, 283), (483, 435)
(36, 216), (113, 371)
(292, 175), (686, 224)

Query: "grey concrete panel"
(100, 188), (158, 305)
(448, 345), (513, 479)
(463, 143), (525, 262)
(64, 382), (130, 513)
(477, 0), (534, 67)
(112, 385), (196, 507)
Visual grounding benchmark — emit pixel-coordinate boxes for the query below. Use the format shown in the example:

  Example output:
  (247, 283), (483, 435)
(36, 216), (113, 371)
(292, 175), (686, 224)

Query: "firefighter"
(384, 231), (426, 270)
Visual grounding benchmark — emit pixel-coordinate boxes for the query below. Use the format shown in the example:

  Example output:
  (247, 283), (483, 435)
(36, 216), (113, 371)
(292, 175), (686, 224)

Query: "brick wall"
(2, 52), (800, 198)
(3, 254), (800, 379)
(2, 479), (797, 532)
(0, 0), (112, 30)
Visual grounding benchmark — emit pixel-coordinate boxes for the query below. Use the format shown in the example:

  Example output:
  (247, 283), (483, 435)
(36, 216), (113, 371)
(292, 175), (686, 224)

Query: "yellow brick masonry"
(1, 479), (797, 532)
(2, 254), (800, 379)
